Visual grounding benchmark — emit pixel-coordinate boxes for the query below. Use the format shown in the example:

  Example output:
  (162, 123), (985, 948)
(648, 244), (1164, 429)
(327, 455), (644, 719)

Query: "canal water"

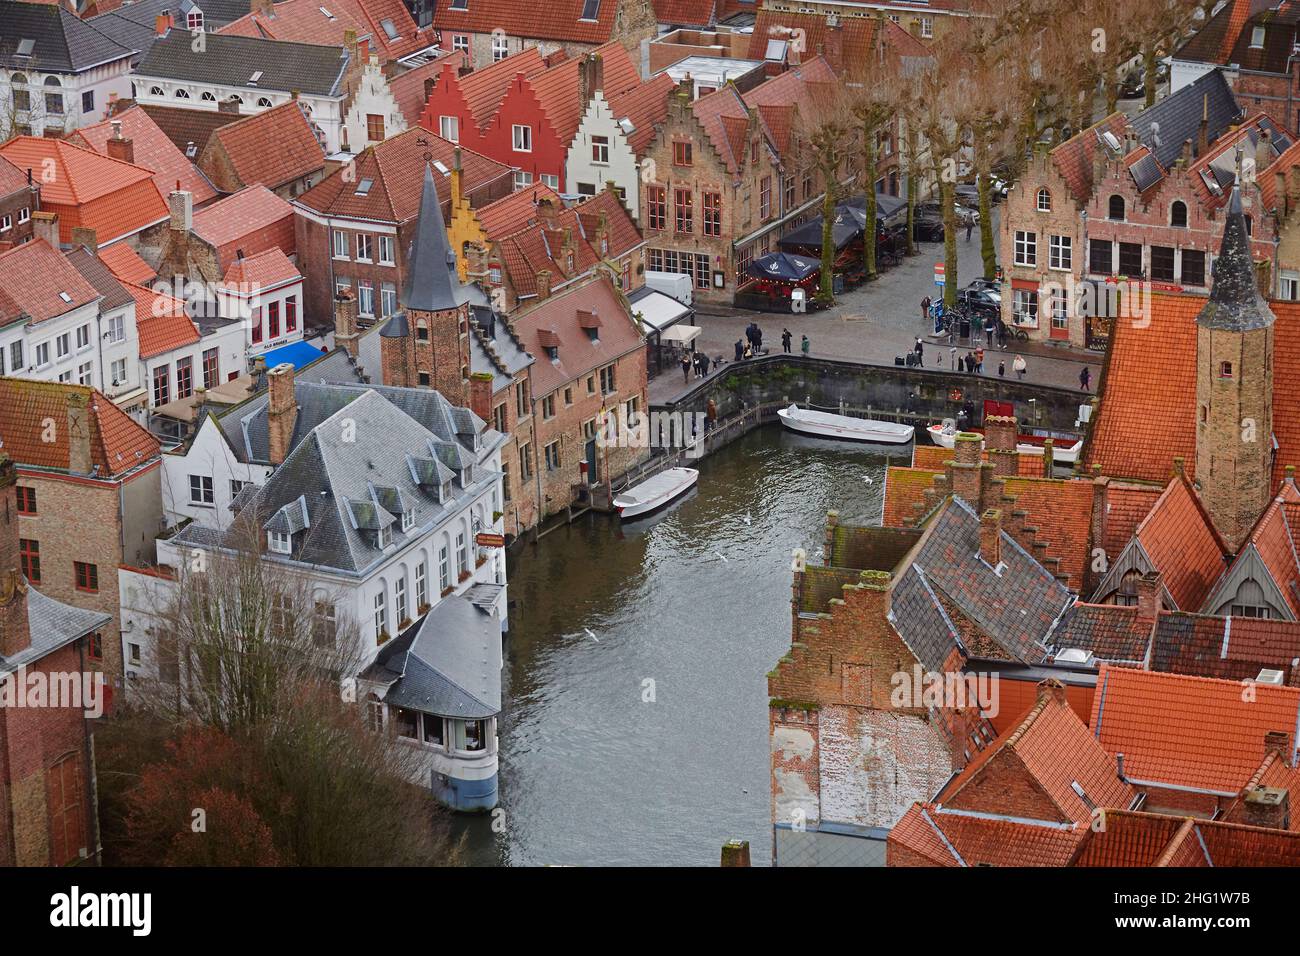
(454, 425), (911, 866)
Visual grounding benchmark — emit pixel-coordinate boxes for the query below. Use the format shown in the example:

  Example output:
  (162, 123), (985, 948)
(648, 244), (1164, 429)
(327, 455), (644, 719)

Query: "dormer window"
(1251, 25), (1266, 48)
(377, 525), (392, 549)
(401, 509), (415, 532)
(440, 480), (452, 502)
(268, 531), (291, 554)
(461, 467), (472, 486)
(545, 345), (558, 361)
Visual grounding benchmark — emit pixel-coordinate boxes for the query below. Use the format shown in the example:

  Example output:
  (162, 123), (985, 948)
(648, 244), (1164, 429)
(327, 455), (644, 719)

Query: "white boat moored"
(778, 404), (914, 444)
(925, 423), (1083, 463)
(613, 467), (700, 519)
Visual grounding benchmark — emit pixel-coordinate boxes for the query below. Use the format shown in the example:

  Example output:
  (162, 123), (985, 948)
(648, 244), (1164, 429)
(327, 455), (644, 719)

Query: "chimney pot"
(267, 363), (298, 466)
(1135, 570), (1162, 623)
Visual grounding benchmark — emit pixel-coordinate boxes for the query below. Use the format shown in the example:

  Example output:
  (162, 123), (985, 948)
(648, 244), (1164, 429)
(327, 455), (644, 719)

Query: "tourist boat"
(926, 420), (1082, 464)
(614, 467), (700, 519)
(777, 404), (915, 444)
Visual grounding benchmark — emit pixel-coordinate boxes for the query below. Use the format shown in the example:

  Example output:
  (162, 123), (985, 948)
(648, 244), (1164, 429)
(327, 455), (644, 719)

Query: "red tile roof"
(1151, 610), (1300, 683)
(0, 239), (100, 325)
(217, 0), (434, 61)
(1051, 114), (1127, 203)
(451, 47), (551, 131)
(652, 0), (716, 28)
(1071, 808), (1300, 866)
(692, 84), (752, 179)
(1225, 751), (1300, 830)
(888, 802), (1084, 866)
(1097, 481), (1163, 561)
(1132, 475), (1230, 611)
(389, 50), (468, 125)
(204, 101), (326, 192)
(474, 184), (563, 240)
(606, 72), (675, 153)
(221, 247), (301, 291)
(98, 242), (157, 285)
(1086, 294), (1300, 489)
(0, 137), (169, 244)
(0, 156), (27, 197)
(511, 276), (642, 398)
(524, 41), (641, 148)
(1090, 663), (1300, 794)
(126, 280), (201, 359)
(295, 127), (511, 225)
(0, 379), (159, 477)
(433, 0), (625, 45)
(911, 443), (1045, 476)
(192, 184), (295, 255)
(68, 105), (218, 206)
(940, 684), (1134, 824)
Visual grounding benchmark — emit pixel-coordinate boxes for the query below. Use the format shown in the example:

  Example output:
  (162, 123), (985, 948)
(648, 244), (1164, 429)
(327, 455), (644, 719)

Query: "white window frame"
(332, 228), (349, 260)
(440, 115), (459, 142)
(512, 124), (532, 152)
(377, 234), (395, 265)
(1014, 230), (1037, 267)
(1049, 234), (1071, 271)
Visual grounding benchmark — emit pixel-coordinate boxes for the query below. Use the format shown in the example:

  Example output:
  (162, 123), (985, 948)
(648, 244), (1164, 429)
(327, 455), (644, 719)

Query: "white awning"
(660, 324), (702, 345)
(631, 290), (693, 333)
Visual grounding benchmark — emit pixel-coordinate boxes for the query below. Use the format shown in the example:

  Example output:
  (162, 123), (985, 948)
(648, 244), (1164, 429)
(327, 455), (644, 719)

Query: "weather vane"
(416, 136), (433, 164)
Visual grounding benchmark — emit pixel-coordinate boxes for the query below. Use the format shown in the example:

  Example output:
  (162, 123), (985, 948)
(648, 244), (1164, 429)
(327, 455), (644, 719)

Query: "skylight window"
(248, 70), (263, 86)
(355, 177), (373, 196)
(580, 0), (601, 21)
(58, 291), (72, 303)
(319, 6), (335, 19)
(433, 160), (450, 175)
(381, 18), (399, 40)
(16, 38), (35, 57)
(449, 0), (467, 9)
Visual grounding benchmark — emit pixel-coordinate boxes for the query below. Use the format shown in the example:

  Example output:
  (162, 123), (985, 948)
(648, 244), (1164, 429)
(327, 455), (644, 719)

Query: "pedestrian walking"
(681, 352), (691, 383)
(1013, 354), (1027, 380)
(914, 337), (924, 364)
(706, 397), (718, 432)
(782, 327), (792, 353)
(1080, 365), (1091, 391)
(965, 219), (974, 242)
(735, 338), (744, 362)
(697, 352), (709, 378)
(921, 295), (931, 322)
(801, 334), (810, 356)
(998, 360), (1005, 378)
(975, 347), (985, 373)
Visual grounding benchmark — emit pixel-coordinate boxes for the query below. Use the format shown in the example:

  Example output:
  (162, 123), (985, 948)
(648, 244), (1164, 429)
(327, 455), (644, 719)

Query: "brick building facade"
(0, 156), (40, 249)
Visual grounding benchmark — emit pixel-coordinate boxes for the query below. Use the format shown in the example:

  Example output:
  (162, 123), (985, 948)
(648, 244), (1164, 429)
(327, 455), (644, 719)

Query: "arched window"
(175, 88), (190, 99)
(150, 86), (164, 97)
(10, 73), (29, 113)
(1036, 188), (1051, 212)
(228, 94), (242, 105)
(1108, 195), (1125, 221)
(257, 96), (273, 108)
(43, 76), (63, 116)
(201, 90), (216, 101)
(1115, 569), (1141, 606)
(1170, 200), (1188, 228)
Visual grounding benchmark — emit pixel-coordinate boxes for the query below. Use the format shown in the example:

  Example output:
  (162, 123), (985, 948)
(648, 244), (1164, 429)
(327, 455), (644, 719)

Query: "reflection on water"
(452, 426), (909, 866)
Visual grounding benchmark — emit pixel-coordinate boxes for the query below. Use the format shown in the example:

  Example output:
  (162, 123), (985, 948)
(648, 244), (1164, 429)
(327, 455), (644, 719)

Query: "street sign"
(934, 262), (945, 286)
(475, 533), (506, 548)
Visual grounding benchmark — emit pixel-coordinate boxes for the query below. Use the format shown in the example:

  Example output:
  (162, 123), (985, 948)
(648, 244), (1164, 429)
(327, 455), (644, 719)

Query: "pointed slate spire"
(401, 162), (470, 313)
(1197, 158), (1274, 331)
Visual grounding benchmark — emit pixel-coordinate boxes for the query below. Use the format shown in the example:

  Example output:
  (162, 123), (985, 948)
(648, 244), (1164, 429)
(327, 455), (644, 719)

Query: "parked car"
(967, 278), (1000, 296)
(912, 216), (944, 242)
(958, 287), (1000, 317)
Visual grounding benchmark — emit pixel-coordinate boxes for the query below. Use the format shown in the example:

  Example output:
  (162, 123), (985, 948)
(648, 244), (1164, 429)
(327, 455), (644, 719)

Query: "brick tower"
(1195, 174), (1275, 551)
(380, 162), (471, 406)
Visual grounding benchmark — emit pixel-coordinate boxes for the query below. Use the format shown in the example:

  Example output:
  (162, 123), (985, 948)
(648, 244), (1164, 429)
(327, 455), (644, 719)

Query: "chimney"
(106, 119), (134, 164)
(1197, 94), (1209, 156)
(824, 20), (844, 74)
(1135, 570), (1162, 624)
(267, 363), (298, 466)
(1241, 785), (1289, 829)
(1265, 730), (1291, 756)
(536, 269), (552, 300)
(469, 372), (492, 423)
(1181, 138), (1193, 165)
(1257, 127), (1273, 178)
(424, 75), (437, 103)
(948, 432), (983, 505)
(0, 455), (30, 660)
(334, 288), (360, 358)
(579, 53), (605, 107)
(720, 839), (751, 867)
(979, 509), (1003, 567)
(31, 210), (59, 247)
(537, 196), (559, 230)
(465, 241), (489, 283)
(218, 95), (242, 114)
(66, 389), (92, 476)
(70, 226), (98, 253)
(155, 12), (173, 36)
(983, 415), (1019, 477)
(451, 146), (463, 209)
(169, 189), (193, 232)
(252, 0), (274, 16)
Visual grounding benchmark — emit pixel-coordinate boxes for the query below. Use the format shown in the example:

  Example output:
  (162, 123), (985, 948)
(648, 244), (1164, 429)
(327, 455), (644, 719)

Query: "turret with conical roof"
(381, 161), (472, 404)
(1195, 167), (1276, 551)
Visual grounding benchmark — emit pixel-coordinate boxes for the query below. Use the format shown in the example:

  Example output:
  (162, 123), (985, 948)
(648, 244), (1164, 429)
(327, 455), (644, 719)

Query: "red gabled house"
(419, 42), (640, 191)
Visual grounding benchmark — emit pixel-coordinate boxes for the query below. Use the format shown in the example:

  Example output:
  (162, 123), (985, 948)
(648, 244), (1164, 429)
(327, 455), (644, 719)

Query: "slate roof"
(469, 306), (533, 395)
(368, 595), (502, 718)
(65, 246), (135, 312)
(1090, 663), (1300, 794)
(0, 379), (159, 477)
(402, 164), (472, 312)
(0, 585), (113, 674)
(135, 29), (352, 97)
(890, 498), (1074, 670)
(1129, 68), (1241, 169)
(1046, 603), (1152, 664)
(1200, 182), (1276, 331)
(0, 2), (136, 72)
(889, 803), (1084, 867)
(69, 105), (219, 206)
(1151, 610), (1300, 683)
(1174, 0), (1297, 72)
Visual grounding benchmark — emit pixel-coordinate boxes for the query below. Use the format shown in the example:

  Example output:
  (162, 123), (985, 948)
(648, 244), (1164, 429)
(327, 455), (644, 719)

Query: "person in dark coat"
(681, 352), (692, 382)
(782, 328), (793, 353)
(998, 360), (1005, 378)
(1080, 365), (1091, 391)
(735, 339), (744, 362)
(914, 337), (924, 364)
(754, 327), (763, 354)
(921, 295), (931, 322)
